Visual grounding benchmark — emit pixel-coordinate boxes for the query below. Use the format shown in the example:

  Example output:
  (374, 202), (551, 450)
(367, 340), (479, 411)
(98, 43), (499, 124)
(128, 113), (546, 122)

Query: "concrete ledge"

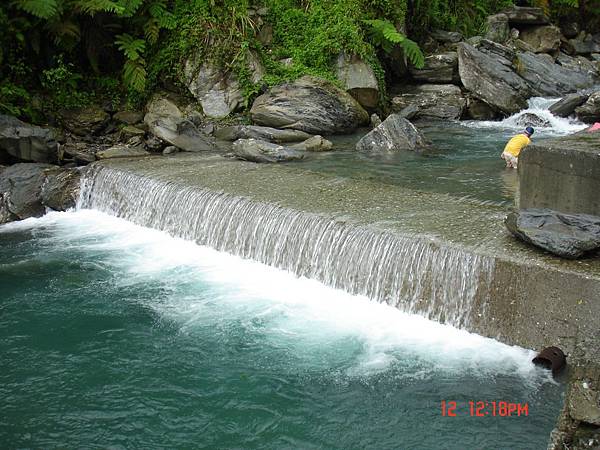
(519, 132), (600, 216)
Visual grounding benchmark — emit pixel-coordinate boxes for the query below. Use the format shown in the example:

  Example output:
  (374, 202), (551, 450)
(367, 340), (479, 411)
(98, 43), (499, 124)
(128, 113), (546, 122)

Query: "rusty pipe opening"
(532, 346), (566, 375)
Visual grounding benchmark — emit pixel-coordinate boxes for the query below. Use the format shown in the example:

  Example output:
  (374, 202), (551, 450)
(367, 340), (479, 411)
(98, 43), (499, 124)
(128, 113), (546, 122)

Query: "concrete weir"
(81, 153), (600, 365)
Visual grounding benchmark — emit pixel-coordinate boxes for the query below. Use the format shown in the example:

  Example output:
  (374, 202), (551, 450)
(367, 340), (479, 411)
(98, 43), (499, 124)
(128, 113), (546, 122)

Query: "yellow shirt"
(503, 134), (531, 158)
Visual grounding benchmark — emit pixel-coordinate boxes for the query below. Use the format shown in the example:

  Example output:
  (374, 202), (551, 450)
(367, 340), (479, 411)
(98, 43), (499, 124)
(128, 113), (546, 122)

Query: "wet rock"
(396, 104), (419, 120)
(505, 209), (600, 259)
(556, 53), (600, 81)
(391, 84), (466, 120)
(549, 92), (591, 117)
(335, 53), (379, 109)
(431, 30), (463, 44)
(144, 94), (214, 152)
(232, 138), (305, 163)
(290, 135), (333, 152)
(465, 96), (498, 120)
(0, 115), (58, 163)
(113, 110), (143, 125)
(502, 6), (549, 25)
(59, 106), (110, 136)
(250, 76), (369, 134)
(62, 142), (96, 165)
(162, 146), (179, 155)
(0, 163), (53, 220)
(485, 14), (510, 44)
(214, 125), (311, 143)
(514, 112), (550, 128)
(96, 144), (150, 159)
(41, 167), (81, 211)
(356, 114), (430, 153)
(519, 25), (562, 53)
(458, 42), (532, 114)
(409, 52), (458, 84)
(575, 92), (600, 123)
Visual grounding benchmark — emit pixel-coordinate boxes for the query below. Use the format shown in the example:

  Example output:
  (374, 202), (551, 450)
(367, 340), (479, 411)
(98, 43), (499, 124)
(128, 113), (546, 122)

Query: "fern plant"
(363, 19), (425, 68)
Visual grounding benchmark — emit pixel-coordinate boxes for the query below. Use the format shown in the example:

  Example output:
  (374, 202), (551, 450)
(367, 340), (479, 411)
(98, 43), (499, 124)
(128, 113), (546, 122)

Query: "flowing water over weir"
(78, 165), (494, 328)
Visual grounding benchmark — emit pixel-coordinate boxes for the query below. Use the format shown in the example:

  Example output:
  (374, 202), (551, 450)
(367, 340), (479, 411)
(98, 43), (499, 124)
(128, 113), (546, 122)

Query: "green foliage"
(363, 19), (424, 68)
(41, 56), (92, 109)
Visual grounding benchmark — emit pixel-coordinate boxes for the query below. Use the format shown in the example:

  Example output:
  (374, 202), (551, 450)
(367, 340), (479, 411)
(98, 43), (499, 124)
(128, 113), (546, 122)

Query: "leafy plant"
(364, 19), (424, 68)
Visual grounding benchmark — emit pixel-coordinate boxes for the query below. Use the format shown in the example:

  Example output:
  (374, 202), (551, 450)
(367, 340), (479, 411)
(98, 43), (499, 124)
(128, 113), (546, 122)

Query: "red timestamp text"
(441, 400), (529, 417)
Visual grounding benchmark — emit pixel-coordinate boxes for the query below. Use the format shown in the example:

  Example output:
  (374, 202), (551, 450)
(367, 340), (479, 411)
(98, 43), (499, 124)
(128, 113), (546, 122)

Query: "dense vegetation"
(0, 0), (597, 121)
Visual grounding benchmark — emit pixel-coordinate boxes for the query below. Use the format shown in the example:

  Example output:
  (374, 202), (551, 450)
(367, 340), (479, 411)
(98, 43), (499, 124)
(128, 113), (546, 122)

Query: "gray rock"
(335, 53), (379, 109)
(431, 30), (463, 43)
(41, 167), (81, 211)
(59, 106), (110, 136)
(478, 38), (516, 62)
(0, 163), (53, 220)
(290, 135), (333, 152)
(370, 113), (382, 128)
(184, 51), (264, 118)
(458, 42), (532, 114)
(250, 76), (369, 134)
(120, 125), (145, 139)
(232, 139), (305, 163)
(214, 125), (311, 143)
(505, 209), (600, 259)
(144, 95), (214, 152)
(514, 112), (550, 128)
(485, 14), (510, 44)
(113, 110), (143, 125)
(356, 114), (430, 153)
(519, 25), (562, 53)
(569, 33), (600, 55)
(556, 53), (600, 80)
(560, 20), (579, 39)
(145, 134), (167, 152)
(162, 146), (179, 155)
(96, 144), (150, 159)
(62, 143), (96, 164)
(465, 96), (498, 120)
(549, 92), (591, 117)
(409, 52), (458, 84)
(391, 84), (466, 120)
(0, 115), (58, 163)
(396, 104), (420, 120)
(502, 7), (549, 25)
(575, 92), (600, 123)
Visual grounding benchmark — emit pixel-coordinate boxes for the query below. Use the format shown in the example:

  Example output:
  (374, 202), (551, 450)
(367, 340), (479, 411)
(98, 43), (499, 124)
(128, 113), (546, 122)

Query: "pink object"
(588, 122), (600, 132)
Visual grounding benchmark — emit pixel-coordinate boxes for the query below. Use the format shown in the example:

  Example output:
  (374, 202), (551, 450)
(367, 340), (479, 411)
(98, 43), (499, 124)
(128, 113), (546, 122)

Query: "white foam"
(463, 97), (587, 136)
(0, 210), (553, 381)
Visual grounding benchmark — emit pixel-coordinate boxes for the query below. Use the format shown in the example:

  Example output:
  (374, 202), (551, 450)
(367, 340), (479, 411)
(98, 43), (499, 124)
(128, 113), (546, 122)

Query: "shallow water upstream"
(299, 98), (586, 206)
(0, 211), (564, 449)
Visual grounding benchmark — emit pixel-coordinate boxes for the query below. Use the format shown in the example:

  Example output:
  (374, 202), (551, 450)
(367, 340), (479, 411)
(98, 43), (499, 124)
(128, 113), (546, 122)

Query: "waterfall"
(78, 164), (494, 329)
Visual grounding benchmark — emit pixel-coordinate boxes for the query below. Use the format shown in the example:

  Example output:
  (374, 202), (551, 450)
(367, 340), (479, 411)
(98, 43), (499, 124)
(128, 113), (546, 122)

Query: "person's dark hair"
(525, 126), (535, 136)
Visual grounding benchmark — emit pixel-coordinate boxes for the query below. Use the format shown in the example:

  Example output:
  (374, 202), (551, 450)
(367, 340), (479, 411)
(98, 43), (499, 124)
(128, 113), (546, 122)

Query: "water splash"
(78, 165), (494, 329)
(463, 97), (587, 136)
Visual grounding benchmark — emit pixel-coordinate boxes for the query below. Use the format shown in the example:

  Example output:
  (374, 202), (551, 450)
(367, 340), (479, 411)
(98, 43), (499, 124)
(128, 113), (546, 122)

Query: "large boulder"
(184, 51), (264, 118)
(519, 25), (562, 53)
(516, 52), (597, 97)
(457, 42), (532, 114)
(485, 14), (510, 44)
(0, 115), (58, 163)
(502, 7), (549, 25)
(431, 30), (463, 44)
(0, 163), (53, 221)
(335, 53), (379, 109)
(549, 92), (591, 117)
(250, 76), (369, 134)
(113, 110), (144, 125)
(356, 114), (430, 153)
(465, 96), (498, 120)
(409, 52), (458, 84)
(514, 112), (550, 128)
(575, 92), (600, 123)
(391, 84), (466, 120)
(214, 125), (311, 143)
(231, 139), (305, 163)
(144, 94), (214, 152)
(505, 209), (600, 259)
(59, 106), (110, 136)
(41, 167), (81, 211)
(568, 33), (600, 55)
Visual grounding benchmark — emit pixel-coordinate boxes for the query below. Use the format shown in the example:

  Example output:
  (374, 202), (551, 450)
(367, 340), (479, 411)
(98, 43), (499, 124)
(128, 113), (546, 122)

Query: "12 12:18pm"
(441, 400), (529, 417)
